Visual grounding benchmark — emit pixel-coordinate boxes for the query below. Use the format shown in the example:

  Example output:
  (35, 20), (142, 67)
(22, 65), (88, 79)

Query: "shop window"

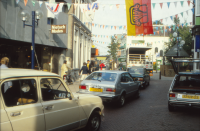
(40, 78), (67, 101)
(1, 79), (37, 107)
(47, 18), (54, 25)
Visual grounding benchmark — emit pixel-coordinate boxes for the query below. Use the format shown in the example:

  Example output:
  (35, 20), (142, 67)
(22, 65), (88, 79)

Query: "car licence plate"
(89, 88), (103, 92)
(182, 95), (200, 99)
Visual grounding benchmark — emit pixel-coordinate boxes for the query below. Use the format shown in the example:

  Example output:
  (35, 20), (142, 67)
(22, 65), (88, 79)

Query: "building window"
(47, 18), (54, 25)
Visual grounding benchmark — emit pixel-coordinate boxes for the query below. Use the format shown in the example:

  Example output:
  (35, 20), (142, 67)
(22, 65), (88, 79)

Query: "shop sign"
(51, 25), (66, 34)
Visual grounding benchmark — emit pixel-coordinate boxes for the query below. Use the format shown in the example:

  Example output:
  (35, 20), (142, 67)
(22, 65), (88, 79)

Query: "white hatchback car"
(0, 69), (104, 131)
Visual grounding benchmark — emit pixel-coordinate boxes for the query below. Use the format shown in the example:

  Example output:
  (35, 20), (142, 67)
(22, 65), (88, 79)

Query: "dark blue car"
(127, 67), (150, 88)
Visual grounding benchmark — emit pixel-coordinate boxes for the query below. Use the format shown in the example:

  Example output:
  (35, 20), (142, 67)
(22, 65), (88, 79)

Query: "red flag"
(187, 0), (190, 6)
(159, 3), (163, 9)
(175, 14), (178, 19)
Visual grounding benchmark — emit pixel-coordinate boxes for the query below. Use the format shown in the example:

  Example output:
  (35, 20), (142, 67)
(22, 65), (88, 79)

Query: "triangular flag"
(32, 0), (35, 7)
(103, 25), (105, 29)
(182, 23), (184, 27)
(167, 2), (170, 8)
(155, 20), (158, 25)
(168, 26), (171, 29)
(110, 5), (113, 10)
(165, 29), (167, 32)
(157, 31), (159, 34)
(160, 19), (163, 23)
(16, 0), (20, 4)
(124, 26), (126, 29)
(170, 16), (173, 21)
(67, 3), (71, 10)
(181, 12), (183, 17)
(95, 24), (97, 27)
(39, 1), (43, 7)
(159, 3), (163, 9)
(161, 30), (163, 34)
(180, 1), (184, 7)
(175, 14), (178, 19)
(24, 0), (28, 6)
(111, 26), (113, 29)
(186, 10), (188, 15)
(154, 32), (155, 35)
(156, 27), (158, 30)
(174, 2), (177, 7)
(114, 26), (116, 30)
(160, 26), (163, 30)
(187, 0), (191, 6)
(92, 23), (94, 27)
(116, 4), (120, 10)
(152, 3), (156, 9)
(191, 8), (194, 14)
(100, 25), (102, 28)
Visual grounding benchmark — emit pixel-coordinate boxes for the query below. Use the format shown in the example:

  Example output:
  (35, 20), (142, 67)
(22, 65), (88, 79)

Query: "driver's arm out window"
(40, 78), (68, 101)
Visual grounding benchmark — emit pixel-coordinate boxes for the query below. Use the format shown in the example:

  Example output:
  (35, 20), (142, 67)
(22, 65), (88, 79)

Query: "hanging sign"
(51, 25), (66, 34)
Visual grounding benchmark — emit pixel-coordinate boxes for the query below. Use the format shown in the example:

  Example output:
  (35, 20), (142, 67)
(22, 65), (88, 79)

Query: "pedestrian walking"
(79, 62), (88, 81)
(87, 60), (92, 74)
(94, 61), (99, 71)
(114, 62), (117, 70)
(0, 57), (12, 93)
(99, 61), (105, 70)
(61, 60), (71, 80)
(119, 62), (123, 70)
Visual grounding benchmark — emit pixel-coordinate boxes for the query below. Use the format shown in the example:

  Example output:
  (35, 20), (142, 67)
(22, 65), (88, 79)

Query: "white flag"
(45, 3), (64, 18)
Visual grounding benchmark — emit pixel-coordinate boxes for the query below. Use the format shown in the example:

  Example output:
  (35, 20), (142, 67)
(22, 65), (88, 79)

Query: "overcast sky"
(92, 0), (194, 55)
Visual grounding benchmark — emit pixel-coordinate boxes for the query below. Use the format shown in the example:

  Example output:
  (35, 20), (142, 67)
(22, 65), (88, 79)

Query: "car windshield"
(173, 75), (200, 90)
(86, 72), (117, 82)
(128, 68), (143, 74)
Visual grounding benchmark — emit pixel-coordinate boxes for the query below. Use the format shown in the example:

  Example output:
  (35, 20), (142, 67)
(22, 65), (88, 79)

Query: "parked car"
(78, 71), (140, 107)
(168, 59), (200, 112)
(127, 67), (150, 88)
(0, 69), (104, 131)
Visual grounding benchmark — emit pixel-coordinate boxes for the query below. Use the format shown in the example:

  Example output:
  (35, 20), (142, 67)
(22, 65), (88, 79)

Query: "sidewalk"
(151, 71), (174, 81)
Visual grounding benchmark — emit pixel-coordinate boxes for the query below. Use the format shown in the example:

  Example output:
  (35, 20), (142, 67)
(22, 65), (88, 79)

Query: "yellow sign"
(96, 57), (107, 60)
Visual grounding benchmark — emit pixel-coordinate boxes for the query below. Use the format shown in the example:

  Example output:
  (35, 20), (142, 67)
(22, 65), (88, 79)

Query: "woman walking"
(79, 62), (88, 81)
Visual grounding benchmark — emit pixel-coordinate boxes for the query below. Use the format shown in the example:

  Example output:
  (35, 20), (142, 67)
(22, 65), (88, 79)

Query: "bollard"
(159, 71), (161, 79)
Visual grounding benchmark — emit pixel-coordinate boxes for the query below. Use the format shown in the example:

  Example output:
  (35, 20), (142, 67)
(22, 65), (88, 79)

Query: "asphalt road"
(72, 73), (200, 131)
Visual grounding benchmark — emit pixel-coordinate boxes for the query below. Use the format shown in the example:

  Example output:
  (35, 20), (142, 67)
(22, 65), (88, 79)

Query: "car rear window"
(128, 68), (143, 74)
(173, 76), (200, 90)
(86, 72), (117, 82)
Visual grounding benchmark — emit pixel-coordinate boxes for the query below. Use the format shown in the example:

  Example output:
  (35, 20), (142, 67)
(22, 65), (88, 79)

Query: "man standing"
(0, 57), (12, 92)
(94, 61), (99, 71)
(119, 62), (123, 70)
(61, 60), (71, 80)
(99, 61), (105, 70)
(87, 60), (92, 74)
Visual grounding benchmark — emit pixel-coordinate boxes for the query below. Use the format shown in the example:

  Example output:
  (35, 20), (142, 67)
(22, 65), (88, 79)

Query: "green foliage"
(153, 20), (163, 25)
(164, 17), (192, 60)
(107, 37), (120, 61)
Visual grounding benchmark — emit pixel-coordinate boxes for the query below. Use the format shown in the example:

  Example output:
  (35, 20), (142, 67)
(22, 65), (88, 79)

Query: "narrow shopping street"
(71, 73), (200, 131)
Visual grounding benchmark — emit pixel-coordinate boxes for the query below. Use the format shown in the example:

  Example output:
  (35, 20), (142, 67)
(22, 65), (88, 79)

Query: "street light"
(19, 10), (43, 69)
(173, 32), (185, 57)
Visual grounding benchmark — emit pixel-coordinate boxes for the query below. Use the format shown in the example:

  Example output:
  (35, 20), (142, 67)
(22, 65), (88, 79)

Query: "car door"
(39, 77), (80, 131)
(0, 77), (45, 131)
(0, 95), (13, 131)
(125, 73), (138, 93)
(120, 73), (131, 95)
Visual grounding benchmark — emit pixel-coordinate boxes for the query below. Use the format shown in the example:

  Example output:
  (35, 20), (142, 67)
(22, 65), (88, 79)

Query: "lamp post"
(173, 32), (185, 57)
(19, 10), (43, 69)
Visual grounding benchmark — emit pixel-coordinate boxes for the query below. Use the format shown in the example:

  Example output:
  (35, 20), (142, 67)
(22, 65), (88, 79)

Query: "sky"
(91, 0), (194, 55)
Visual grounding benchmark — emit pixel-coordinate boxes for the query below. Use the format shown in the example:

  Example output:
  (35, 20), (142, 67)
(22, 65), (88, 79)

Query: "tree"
(153, 20), (163, 25)
(107, 36), (120, 63)
(164, 17), (192, 61)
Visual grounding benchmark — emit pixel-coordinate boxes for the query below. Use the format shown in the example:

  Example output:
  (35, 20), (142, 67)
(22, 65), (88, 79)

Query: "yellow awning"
(96, 57), (107, 60)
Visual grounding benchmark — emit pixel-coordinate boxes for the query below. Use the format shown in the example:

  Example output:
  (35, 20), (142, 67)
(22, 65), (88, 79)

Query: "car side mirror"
(67, 92), (72, 100)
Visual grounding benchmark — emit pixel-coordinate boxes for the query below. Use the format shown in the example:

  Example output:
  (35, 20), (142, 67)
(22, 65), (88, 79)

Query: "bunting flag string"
(16, 0), (20, 4)
(39, 1), (43, 7)
(32, 0), (36, 7)
(24, 0), (28, 6)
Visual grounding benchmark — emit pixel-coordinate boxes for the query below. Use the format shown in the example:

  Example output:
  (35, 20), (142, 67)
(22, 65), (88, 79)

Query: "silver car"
(168, 59), (200, 111)
(78, 71), (140, 107)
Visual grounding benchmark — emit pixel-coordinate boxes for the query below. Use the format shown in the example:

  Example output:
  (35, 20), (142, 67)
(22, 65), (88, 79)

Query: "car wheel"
(168, 102), (175, 112)
(86, 112), (101, 131)
(118, 94), (125, 107)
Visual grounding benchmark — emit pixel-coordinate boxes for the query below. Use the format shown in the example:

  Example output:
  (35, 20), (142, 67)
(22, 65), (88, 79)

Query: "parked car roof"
(0, 68), (60, 80)
(178, 71), (200, 75)
(94, 70), (127, 74)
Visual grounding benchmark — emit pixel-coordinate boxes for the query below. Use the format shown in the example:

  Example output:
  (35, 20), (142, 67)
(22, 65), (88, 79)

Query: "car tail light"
(106, 88), (116, 92)
(138, 78), (143, 81)
(79, 85), (87, 89)
(150, 71), (152, 73)
(169, 93), (175, 97)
